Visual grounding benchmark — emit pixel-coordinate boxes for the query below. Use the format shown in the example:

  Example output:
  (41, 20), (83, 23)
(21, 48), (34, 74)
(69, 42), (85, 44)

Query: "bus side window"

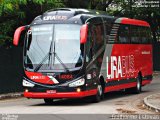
(146, 27), (152, 44)
(90, 25), (96, 57)
(130, 25), (140, 44)
(141, 27), (148, 44)
(86, 28), (93, 62)
(88, 24), (104, 59)
(87, 24), (98, 59)
(118, 25), (130, 43)
(94, 24), (104, 51)
(139, 26), (152, 44)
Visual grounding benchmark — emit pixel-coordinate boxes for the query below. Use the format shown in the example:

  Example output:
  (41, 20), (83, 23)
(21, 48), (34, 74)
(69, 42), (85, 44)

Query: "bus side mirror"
(13, 26), (26, 46)
(80, 24), (88, 44)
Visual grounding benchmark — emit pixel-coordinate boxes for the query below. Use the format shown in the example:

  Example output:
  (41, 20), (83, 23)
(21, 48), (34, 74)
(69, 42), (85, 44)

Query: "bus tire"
(44, 99), (54, 104)
(134, 74), (142, 94)
(126, 74), (142, 94)
(92, 84), (103, 103)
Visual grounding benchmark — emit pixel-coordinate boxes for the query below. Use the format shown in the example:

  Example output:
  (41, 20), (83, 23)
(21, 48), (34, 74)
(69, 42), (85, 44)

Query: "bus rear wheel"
(134, 74), (142, 94)
(44, 99), (54, 104)
(126, 74), (142, 94)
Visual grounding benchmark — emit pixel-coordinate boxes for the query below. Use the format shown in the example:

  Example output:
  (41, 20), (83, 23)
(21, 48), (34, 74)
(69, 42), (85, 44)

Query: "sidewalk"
(143, 93), (160, 113)
(0, 92), (23, 100)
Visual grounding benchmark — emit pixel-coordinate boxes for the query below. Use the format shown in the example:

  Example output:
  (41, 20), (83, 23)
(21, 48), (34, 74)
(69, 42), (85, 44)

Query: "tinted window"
(86, 25), (93, 62)
(140, 27), (148, 43)
(145, 27), (152, 43)
(130, 25), (141, 44)
(116, 25), (152, 44)
(86, 23), (104, 62)
(94, 24), (104, 51)
(118, 25), (130, 43)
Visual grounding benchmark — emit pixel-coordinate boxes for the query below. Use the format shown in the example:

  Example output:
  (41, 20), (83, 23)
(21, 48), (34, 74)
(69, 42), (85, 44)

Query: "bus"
(13, 8), (153, 104)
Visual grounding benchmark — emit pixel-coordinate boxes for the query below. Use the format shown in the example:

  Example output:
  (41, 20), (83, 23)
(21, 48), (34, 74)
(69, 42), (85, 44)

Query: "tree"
(90, 0), (113, 11)
(89, 0), (160, 42)
(0, 0), (64, 46)
(63, 0), (90, 8)
(0, 0), (159, 46)
(105, 0), (160, 42)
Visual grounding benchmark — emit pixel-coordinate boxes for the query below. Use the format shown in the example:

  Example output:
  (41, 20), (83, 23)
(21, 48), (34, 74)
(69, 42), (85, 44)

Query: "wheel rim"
(137, 77), (141, 91)
(97, 85), (102, 96)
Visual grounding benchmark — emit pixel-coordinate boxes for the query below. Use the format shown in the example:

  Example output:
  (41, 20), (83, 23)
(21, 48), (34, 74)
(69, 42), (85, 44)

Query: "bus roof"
(30, 8), (149, 27)
(31, 8), (115, 25)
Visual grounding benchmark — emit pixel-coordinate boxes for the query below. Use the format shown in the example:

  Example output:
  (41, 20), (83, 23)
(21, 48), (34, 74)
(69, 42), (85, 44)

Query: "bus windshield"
(25, 24), (83, 71)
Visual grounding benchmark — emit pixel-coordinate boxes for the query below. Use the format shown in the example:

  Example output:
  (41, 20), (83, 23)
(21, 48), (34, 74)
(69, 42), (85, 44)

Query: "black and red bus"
(13, 8), (153, 103)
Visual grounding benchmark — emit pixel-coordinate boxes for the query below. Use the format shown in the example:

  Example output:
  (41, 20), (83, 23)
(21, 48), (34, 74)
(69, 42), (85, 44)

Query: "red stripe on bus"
(24, 89), (97, 99)
(25, 71), (54, 85)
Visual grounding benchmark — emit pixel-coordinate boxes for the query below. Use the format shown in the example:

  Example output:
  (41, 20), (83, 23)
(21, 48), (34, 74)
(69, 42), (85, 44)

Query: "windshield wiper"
(53, 41), (70, 72)
(54, 52), (70, 72)
(34, 40), (53, 72)
(34, 40), (70, 72)
(48, 40), (54, 68)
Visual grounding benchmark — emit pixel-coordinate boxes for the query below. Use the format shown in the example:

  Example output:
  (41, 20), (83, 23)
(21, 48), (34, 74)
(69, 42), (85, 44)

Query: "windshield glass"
(25, 24), (83, 71)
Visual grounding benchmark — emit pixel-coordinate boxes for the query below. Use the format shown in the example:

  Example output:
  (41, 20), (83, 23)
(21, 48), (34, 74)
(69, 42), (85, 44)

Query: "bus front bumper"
(24, 89), (97, 99)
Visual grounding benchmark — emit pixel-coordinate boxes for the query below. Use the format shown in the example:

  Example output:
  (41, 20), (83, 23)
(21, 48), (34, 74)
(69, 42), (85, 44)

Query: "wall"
(153, 42), (160, 71)
(0, 46), (23, 94)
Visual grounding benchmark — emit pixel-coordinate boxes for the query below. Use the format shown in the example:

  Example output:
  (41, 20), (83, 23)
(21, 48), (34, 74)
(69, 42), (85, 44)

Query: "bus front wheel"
(92, 84), (103, 103)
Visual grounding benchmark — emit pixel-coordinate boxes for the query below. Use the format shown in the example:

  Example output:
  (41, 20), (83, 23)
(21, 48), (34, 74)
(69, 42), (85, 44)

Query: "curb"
(143, 94), (160, 113)
(0, 92), (23, 100)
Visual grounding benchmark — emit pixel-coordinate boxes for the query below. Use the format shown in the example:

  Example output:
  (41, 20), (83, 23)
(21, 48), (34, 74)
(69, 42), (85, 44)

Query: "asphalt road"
(0, 73), (160, 114)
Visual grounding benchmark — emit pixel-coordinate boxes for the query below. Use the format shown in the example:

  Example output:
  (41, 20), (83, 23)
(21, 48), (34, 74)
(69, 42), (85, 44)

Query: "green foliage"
(33, 0), (45, 4)
(0, 0), (65, 47)
(0, 0), (159, 46)
(0, 20), (18, 46)
(0, 0), (27, 16)
(104, 0), (160, 42)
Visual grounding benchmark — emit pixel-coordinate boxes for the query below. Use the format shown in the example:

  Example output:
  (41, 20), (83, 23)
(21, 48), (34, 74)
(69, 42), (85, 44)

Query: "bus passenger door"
(85, 24), (96, 90)
(85, 22), (105, 90)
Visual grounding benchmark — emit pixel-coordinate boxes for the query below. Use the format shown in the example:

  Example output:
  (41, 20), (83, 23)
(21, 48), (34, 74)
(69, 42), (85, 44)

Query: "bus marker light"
(77, 88), (81, 92)
(25, 89), (29, 92)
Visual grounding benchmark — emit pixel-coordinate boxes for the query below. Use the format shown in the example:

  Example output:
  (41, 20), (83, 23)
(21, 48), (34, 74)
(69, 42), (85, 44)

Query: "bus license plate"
(46, 90), (56, 94)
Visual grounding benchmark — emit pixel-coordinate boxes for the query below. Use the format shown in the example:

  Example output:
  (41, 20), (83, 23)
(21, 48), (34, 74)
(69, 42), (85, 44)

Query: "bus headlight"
(69, 78), (85, 87)
(23, 79), (35, 87)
